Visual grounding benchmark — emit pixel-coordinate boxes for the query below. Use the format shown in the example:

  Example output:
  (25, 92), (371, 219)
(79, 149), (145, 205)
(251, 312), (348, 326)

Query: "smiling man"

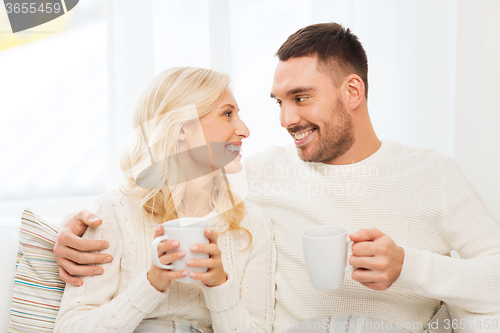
(53, 23), (500, 333)
(243, 23), (500, 332)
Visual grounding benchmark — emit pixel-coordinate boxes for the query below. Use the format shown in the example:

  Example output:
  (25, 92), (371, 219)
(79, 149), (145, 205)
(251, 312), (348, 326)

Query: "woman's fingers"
(156, 239), (180, 255)
(189, 270), (226, 284)
(154, 225), (164, 238)
(190, 243), (220, 256)
(158, 250), (185, 266)
(204, 228), (218, 244)
(148, 262), (187, 292)
(190, 229), (219, 256)
(166, 269), (188, 280)
(185, 257), (218, 268)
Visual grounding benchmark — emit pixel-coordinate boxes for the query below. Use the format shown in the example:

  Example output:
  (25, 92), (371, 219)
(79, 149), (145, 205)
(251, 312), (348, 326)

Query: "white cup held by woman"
(151, 217), (209, 283)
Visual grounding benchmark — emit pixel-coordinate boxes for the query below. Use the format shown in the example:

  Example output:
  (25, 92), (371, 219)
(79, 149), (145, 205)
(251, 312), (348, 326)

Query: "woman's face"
(183, 88), (250, 174)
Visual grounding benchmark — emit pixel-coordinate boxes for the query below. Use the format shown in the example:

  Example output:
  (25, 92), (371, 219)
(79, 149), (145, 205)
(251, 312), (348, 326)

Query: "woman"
(54, 67), (276, 332)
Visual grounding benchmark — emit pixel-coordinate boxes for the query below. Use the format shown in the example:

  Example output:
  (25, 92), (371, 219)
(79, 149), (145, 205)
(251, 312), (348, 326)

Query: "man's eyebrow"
(270, 86), (314, 99)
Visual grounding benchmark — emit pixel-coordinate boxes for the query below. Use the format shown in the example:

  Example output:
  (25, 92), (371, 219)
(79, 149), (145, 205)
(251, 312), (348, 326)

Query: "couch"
(1, 197), (499, 333)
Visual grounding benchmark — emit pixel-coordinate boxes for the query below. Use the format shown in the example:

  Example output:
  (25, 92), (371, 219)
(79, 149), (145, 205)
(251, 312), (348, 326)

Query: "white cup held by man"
(151, 217), (209, 283)
(302, 225), (355, 290)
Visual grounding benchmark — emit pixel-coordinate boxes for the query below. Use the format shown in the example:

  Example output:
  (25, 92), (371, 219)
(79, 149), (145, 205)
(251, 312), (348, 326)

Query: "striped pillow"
(8, 209), (64, 333)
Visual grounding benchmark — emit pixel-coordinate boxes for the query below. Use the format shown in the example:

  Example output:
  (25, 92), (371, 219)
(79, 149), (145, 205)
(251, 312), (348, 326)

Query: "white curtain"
(0, 22), (108, 201)
(454, 0), (500, 221)
(107, 0), (499, 220)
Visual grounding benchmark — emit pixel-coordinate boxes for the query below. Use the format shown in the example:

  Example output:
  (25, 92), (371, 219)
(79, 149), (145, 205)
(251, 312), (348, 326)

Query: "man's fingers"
(349, 228), (385, 242)
(359, 282), (387, 291)
(58, 258), (103, 277)
(75, 210), (102, 228)
(59, 246), (112, 265)
(351, 241), (376, 256)
(58, 231), (108, 252)
(351, 268), (378, 283)
(351, 267), (392, 288)
(349, 255), (388, 271)
(58, 265), (83, 286)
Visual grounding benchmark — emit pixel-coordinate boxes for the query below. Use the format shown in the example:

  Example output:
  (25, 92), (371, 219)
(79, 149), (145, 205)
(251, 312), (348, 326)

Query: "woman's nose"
(235, 117), (250, 138)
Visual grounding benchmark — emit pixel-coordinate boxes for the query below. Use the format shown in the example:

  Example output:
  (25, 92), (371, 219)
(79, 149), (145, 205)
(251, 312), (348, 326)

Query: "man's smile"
(292, 128), (316, 146)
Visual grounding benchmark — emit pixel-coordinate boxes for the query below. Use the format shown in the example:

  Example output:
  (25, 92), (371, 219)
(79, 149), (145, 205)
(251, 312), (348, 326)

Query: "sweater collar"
(307, 141), (391, 178)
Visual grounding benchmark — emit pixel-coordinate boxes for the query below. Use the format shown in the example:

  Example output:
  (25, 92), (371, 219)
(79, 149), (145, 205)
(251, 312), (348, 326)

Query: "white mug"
(151, 217), (209, 283)
(302, 225), (356, 290)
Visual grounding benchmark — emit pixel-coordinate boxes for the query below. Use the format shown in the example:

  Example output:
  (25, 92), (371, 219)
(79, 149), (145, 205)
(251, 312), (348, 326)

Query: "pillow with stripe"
(8, 209), (64, 333)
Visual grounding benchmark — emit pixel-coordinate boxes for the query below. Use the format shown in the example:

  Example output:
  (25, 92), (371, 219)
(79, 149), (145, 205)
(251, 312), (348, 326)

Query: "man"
(54, 23), (500, 332)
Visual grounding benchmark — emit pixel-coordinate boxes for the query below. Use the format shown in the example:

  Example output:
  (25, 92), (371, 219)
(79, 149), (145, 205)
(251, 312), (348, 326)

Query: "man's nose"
(279, 105), (301, 129)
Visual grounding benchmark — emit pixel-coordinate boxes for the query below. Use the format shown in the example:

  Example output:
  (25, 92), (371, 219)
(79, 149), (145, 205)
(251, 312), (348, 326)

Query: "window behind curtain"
(0, 0), (107, 201)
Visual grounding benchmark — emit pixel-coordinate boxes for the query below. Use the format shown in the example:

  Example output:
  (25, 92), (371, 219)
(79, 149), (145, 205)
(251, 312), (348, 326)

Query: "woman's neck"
(179, 174), (215, 218)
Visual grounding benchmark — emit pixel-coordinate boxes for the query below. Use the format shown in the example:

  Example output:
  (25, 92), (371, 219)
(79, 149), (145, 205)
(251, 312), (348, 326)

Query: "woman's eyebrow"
(218, 103), (236, 109)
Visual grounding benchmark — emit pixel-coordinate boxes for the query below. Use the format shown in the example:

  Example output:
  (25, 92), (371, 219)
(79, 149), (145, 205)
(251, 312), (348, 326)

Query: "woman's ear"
(178, 126), (187, 142)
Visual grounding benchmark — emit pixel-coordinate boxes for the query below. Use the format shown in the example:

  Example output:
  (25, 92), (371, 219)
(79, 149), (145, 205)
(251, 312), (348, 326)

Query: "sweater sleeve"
(54, 196), (169, 333)
(394, 158), (500, 313)
(199, 205), (276, 332)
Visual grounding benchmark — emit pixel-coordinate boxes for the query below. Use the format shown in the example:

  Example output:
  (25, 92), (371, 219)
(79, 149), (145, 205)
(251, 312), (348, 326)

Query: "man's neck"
(326, 121), (381, 165)
(327, 138), (382, 165)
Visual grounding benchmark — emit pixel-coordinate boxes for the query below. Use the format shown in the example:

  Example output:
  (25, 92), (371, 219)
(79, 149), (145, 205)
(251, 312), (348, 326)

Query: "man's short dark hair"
(276, 23), (368, 99)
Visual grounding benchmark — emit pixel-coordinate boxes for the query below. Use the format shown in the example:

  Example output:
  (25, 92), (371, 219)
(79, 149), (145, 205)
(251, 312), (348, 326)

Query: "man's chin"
(296, 147), (318, 163)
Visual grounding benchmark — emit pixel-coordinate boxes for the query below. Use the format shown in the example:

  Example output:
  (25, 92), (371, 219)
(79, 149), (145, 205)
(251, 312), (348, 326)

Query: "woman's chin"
(223, 161), (243, 174)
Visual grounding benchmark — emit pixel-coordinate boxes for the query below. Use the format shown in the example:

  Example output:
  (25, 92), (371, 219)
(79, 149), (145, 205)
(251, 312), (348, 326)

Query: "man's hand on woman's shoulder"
(54, 210), (113, 286)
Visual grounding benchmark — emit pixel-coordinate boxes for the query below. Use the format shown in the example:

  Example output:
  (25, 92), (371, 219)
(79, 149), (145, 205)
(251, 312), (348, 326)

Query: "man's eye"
(296, 97), (307, 102)
(276, 100), (282, 108)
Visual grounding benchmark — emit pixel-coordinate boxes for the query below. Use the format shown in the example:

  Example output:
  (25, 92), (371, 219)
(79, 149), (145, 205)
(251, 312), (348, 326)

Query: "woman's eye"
(224, 111), (232, 117)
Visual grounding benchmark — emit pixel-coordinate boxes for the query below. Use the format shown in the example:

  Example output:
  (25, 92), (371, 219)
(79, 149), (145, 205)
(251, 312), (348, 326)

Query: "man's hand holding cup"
(349, 228), (405, 291)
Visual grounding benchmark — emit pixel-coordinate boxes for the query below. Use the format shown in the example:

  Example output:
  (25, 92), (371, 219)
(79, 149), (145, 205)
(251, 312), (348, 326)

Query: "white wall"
(454, 0), (500, 221)
(93, 0), (500, 221)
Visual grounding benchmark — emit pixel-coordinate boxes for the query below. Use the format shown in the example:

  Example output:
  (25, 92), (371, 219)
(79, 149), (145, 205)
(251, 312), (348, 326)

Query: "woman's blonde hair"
(119, 67), (251, 246)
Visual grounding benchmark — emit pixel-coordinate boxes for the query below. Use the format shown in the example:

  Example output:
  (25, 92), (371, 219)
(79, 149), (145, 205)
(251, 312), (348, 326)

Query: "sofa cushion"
(8, 209), (64, 333)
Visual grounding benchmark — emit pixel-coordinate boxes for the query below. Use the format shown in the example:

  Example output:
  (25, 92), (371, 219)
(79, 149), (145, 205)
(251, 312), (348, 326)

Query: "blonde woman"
(54, 67), (275, 333)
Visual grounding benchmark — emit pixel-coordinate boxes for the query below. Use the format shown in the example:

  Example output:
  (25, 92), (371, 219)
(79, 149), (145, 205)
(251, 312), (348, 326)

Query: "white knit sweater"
(241, 141), (500, 333)
(54, 191), (276, 333)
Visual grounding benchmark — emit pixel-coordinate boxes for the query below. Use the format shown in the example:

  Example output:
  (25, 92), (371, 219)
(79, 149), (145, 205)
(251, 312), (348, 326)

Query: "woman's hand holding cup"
(186, 228), (227, 287)
(147, 225), (188, 292)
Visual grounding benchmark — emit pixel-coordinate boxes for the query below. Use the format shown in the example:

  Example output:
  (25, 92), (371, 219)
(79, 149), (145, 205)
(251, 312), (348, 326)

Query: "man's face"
(270, 56), (354, 163)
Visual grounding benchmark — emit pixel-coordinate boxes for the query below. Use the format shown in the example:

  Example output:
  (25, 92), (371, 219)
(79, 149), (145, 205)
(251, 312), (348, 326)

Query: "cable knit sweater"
(54, 191), (276, 333)
(241, 141), (500, 333)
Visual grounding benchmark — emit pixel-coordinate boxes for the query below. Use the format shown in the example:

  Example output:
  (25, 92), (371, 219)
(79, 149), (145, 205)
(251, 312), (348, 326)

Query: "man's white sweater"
(242, 141), (500, 333)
